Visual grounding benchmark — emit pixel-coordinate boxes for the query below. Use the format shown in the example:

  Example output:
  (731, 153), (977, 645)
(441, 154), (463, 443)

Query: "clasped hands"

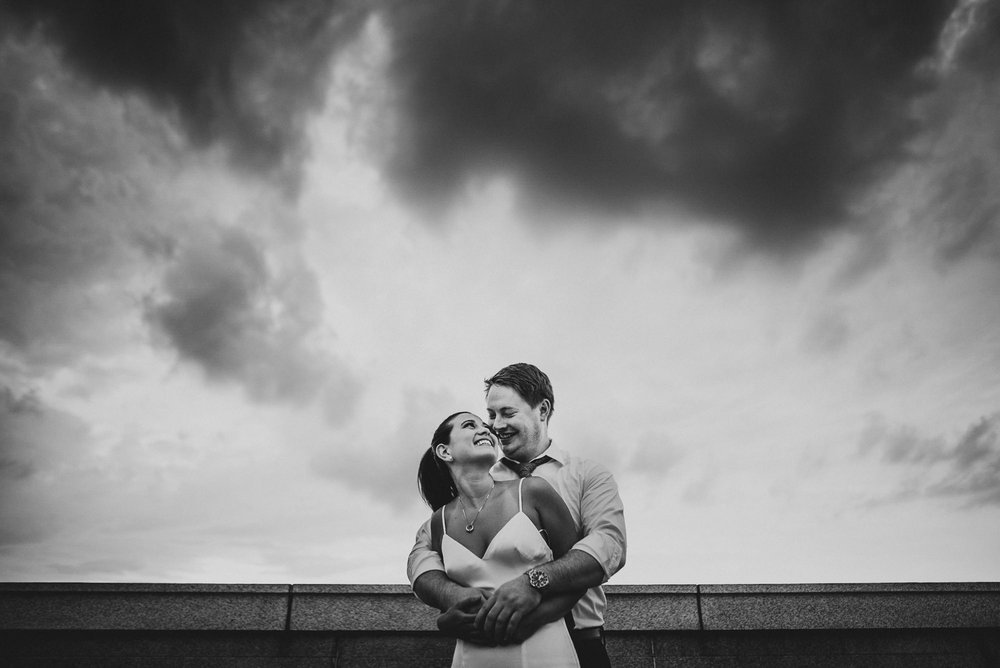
(436, 576), (542, 646)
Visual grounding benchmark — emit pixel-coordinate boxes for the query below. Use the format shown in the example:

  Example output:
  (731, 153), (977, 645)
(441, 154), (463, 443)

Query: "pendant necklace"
(457, 481), (495, 533)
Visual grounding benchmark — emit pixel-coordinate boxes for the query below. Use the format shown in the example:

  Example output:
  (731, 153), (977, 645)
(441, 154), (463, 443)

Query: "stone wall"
(1, 582), (998, 666)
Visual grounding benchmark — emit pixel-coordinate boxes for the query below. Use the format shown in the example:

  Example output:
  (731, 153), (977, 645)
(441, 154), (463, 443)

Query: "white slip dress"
(442, 479), (580, 668)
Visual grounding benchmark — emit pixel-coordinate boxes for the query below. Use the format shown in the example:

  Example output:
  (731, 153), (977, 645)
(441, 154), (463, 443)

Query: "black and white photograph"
(1, 1), (998, 665)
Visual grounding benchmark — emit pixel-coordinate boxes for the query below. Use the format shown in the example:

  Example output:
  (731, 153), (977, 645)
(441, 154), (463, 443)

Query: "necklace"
(457, 481), (495, 533)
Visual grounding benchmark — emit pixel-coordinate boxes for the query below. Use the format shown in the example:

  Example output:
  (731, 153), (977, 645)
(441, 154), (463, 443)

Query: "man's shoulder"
(554, 450), (618, 485)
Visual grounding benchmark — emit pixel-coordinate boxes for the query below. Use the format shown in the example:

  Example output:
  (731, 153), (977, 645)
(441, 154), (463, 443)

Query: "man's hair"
(484, 363), (555, 418)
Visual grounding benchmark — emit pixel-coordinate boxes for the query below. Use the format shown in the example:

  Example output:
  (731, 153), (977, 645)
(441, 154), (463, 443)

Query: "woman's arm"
(413, 510), (471, 612)
(529, 477), (580, 559)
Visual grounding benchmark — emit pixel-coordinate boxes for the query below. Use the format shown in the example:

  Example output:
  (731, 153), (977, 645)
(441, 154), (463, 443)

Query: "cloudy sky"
(1, 0), (998, 586)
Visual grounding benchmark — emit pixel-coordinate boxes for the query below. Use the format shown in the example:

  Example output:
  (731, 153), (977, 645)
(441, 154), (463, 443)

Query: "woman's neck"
(451, 464), (495, 503)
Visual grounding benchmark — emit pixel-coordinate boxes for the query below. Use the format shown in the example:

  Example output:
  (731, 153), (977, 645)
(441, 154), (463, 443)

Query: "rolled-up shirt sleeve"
(406, 516), (444, 587)
(568, 461), (627, 580)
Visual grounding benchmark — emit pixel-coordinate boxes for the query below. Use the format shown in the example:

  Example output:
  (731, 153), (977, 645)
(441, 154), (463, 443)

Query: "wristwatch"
(526, 568), (550, 591)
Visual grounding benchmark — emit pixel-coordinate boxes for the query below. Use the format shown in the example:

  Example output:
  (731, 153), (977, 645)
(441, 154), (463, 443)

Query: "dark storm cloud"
(6, 0), (992, 259)
(0, 31), (163, 367)
(382, 0), (959, 251)
(143, 226), (359, 405)
(0, 22), (362, 408)
(859, 412), (1000, 507)
(1, 0), (366, 183)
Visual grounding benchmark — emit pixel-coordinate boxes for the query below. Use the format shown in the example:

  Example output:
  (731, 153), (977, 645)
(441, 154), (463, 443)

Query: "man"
(407, 363), (627, 668)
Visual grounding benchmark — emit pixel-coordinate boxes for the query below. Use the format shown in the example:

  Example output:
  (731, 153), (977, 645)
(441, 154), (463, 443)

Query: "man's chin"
(499, 443), (519, 458)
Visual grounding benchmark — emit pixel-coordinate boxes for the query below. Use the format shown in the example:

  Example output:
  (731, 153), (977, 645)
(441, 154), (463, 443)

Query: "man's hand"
(505, 614), (546, 645)
(475, 575), (542, 644)
(436, 590), (497, 646)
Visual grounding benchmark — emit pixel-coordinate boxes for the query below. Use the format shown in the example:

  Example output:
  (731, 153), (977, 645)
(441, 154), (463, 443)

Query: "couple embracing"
(408, 363), (628, 667)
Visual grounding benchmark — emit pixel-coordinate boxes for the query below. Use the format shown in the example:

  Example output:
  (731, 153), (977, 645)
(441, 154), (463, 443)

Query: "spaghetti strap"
(440, 506), (447, 533)
(518, 477), (525, 513)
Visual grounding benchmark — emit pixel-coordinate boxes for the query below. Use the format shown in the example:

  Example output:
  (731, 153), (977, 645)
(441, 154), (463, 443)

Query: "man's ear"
(538, 399), (551, 422)
(435, 443), (453, 462)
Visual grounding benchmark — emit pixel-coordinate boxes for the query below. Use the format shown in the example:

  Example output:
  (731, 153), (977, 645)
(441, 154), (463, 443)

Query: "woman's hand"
(436, 589), (498, 646)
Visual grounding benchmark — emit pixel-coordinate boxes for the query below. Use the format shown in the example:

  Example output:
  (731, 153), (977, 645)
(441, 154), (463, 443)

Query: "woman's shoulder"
(519, 475), (558, 500)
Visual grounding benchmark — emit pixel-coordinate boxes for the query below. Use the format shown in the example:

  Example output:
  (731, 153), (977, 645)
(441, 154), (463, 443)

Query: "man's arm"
(412, 571), (483, 613)
(564, 460), (627, 582)
(476, 548), (604, 641)
(529, 548), (607, 593)
(476, 463), (627, 638)
(508, 590), (587, 644)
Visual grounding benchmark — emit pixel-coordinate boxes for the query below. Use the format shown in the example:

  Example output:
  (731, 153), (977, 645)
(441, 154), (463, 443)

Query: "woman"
(418, 411), (582, 668)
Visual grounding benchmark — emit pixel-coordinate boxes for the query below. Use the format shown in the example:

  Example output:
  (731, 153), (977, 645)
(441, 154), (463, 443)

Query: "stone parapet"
(1, 582), (998, 666)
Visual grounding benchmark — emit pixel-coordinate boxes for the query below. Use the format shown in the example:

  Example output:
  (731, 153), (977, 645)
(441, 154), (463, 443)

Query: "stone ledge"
(1, 583), (997, 632)
(291, 585), (436, 631)
(698, 583), (1000, 631)
(0, 584), (291, 631)
(602, 585), (700, 631)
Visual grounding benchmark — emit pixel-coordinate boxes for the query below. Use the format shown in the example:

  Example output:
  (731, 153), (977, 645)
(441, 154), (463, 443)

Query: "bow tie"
(501, 455), (553, 478)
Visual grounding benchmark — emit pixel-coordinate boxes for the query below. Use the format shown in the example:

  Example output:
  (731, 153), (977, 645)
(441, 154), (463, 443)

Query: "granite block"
(651, 655), (977, 668)
(604, 585), (700, 631)
(605, 633), (656, 659)
(603, 659), (655, 668)
(290, 584), (438, 631)
(0, 584), (290, 631)
(653, 628), (989, 658)
(335, 658), (451, 668)
(643, 630), (707, 656)
(335, 632), (453, 666)
(651, 659), (740, 667)
(0, 631), (292, 657)
(698, 583), (1000, 631)
(0, 660), (333, 668)
(836, 628), (984, 655)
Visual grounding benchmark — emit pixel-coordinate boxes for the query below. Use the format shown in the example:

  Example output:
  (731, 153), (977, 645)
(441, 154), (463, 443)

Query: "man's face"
(485, 384), (546, 462)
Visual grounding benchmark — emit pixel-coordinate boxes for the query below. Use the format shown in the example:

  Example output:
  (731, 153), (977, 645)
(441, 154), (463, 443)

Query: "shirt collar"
(490, 442), (569, 477)
(535, 441), (569, 465)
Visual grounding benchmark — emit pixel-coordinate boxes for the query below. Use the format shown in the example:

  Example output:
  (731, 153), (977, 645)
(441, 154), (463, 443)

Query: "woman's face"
(445, 413), (498, 464)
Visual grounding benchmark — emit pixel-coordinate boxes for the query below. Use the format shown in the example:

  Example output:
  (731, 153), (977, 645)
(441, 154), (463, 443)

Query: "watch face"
(529, 569), (549, 589)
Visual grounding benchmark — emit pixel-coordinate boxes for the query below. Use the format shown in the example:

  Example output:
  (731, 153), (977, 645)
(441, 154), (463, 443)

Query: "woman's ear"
(435, 443), (453, 462)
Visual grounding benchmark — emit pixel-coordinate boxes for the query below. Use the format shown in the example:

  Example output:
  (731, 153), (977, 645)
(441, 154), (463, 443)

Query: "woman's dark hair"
(417, 412), (466, 509)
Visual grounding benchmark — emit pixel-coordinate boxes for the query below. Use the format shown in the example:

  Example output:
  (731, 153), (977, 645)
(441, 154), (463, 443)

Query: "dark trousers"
(571, 629), (611, 668)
